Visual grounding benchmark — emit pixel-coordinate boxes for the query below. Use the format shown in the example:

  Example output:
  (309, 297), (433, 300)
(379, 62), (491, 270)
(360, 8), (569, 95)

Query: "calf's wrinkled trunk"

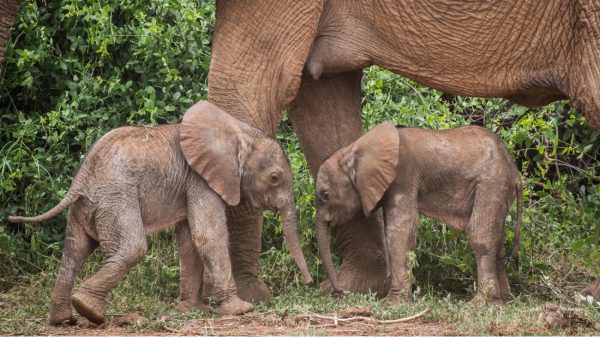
(280, 202), (313, 285)
(316, 213), (341, 293)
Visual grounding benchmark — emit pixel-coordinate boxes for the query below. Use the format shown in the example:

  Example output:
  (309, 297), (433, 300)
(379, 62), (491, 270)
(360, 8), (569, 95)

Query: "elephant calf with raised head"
(315, 121), (522, 303)
(8, 101), (313, 325)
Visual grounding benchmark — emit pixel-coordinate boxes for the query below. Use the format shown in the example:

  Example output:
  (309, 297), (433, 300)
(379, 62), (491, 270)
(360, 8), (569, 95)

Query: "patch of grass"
(0, 275), (599, 335)
(258, 287), (381, 315)
(0, 275), (52, 335)
(259, 287), (600, 335)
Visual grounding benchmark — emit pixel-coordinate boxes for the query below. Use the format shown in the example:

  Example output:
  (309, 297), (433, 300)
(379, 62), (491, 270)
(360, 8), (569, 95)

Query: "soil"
(22, 303), (596, 336)
(47, 312), (459, 336)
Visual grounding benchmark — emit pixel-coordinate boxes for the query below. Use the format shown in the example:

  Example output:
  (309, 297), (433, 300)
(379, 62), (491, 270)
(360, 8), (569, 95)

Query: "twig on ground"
(301, 307), (431, 325)
(163, 326), (180, 333)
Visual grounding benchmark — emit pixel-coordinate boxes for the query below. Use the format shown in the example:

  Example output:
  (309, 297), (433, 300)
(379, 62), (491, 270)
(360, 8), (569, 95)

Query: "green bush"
(1, 0), (598, 302)
(1, 0), (214, 287)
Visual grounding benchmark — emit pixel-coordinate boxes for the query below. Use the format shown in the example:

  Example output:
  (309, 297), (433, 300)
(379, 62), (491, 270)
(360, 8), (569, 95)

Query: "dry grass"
(1, 275), (598, 336)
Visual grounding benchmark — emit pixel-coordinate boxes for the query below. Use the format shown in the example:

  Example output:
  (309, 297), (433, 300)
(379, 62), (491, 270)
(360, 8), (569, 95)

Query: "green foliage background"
(1, 0), (598, 304)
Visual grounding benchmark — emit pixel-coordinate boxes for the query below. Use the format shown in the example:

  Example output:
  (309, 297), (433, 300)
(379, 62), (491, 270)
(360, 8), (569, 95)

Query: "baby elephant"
(9, 101), (313, 325)
(315, 122), (522, 303)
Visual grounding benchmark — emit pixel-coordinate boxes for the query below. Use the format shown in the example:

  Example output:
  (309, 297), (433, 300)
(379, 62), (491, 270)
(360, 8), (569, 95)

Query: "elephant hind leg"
(72, 208), (147, 324)
(49, 209), (97, 326)
(495, 256), (512, 302)
(466, 184), (512, 303)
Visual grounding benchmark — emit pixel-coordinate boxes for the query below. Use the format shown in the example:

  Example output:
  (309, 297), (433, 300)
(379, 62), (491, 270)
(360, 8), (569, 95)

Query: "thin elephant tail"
(8, 189), (79, 223)
(504, 178), (523, 267)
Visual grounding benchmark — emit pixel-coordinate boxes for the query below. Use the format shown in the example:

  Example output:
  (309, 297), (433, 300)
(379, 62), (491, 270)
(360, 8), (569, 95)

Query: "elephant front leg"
(187, 188), (254, 315)
(289, 70), (389, 297)
(175, 221), (212, 313)
(225, 203), (272, 303)
(382, 194), (419, 302)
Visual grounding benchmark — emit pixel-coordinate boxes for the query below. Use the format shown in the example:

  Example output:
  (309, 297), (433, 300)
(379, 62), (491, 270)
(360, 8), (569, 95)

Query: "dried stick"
(304, 307), (431, 325)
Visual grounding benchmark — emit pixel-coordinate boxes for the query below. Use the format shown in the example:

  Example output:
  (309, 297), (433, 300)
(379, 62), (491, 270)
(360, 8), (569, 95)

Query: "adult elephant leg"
(569, 6), (600, 300)
(288, 70), (388, 297)
(204, 0), (323, 304)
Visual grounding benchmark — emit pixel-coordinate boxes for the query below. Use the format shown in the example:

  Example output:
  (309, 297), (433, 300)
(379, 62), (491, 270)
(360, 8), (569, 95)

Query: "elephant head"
(315, 122), (399, 292)
(179, 101), (313, 285)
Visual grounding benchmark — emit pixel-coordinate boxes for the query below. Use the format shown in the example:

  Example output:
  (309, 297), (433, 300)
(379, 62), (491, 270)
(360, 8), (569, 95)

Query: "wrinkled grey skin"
(8, 101), (313, 326)
(316, 122), (522, 303)
(203, 0), (600, 302)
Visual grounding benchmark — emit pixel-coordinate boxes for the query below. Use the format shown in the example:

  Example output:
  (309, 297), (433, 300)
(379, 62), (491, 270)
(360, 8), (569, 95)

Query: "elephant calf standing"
(8, 101), (313, 325)
(315, 122), (522, 303)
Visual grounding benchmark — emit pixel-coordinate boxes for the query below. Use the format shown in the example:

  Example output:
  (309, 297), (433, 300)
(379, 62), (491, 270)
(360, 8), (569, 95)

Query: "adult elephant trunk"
(315, 212), (340, 293)
(280, 201), (313, 286)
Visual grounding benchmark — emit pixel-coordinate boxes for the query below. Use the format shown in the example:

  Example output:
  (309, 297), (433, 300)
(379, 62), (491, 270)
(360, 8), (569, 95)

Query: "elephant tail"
(8, 189), (79, 223)
(504, 178), (523, 267)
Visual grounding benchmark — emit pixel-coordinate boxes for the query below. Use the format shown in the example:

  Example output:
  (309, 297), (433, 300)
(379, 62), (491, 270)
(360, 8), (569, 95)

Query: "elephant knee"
(119, 243), (147, 268)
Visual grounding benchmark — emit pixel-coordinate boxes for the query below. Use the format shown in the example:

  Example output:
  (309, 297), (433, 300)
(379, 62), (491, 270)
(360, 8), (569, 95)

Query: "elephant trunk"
(316, 212), (341, 293)
(280, 203), (313, 286)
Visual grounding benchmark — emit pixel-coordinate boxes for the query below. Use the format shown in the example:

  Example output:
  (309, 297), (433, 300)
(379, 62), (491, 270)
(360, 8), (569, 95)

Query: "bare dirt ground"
(12, 305), (599, 336)
(47, 312), (458, 336)
(42, 311), (561, 336)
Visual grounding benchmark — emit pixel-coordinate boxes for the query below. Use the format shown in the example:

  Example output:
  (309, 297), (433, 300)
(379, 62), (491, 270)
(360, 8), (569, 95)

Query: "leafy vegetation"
(0, 0), (598, 334)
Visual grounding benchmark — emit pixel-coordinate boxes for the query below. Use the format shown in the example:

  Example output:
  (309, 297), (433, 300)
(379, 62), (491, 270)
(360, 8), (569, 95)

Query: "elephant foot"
(71, 291), (106, 325)
(580, 278), (600, 301)
(235, 275), (273, 304)
(381, 288), (412, 304)
(468, 292), (507, 305)
(48, 307), (76, 326)
(215, 296), (254, 316)
(175, 300), (214, 314)
(319, 263), (388, 299)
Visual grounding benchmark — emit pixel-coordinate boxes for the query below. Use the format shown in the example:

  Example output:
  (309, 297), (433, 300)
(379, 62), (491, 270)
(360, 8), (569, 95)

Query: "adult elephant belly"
(306, 0), (572, 110)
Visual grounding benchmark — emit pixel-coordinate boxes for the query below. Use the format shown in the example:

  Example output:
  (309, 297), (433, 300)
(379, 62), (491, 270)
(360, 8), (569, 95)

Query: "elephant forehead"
(256, 140), (283, 157)
(316, 167), (336, 187)
(255, 144), (290, 170)
(321, 159), (343, 178)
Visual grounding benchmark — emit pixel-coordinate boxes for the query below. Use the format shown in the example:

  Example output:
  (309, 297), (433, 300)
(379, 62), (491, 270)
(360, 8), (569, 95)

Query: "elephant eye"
(321, 190), (330, 201)
(269, 172), (280, 185)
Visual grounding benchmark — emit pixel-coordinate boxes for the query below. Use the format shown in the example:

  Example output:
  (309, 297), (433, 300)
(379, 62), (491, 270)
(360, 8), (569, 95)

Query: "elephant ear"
(340, 122), (399, 216)
(179, 101), (249, 206)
